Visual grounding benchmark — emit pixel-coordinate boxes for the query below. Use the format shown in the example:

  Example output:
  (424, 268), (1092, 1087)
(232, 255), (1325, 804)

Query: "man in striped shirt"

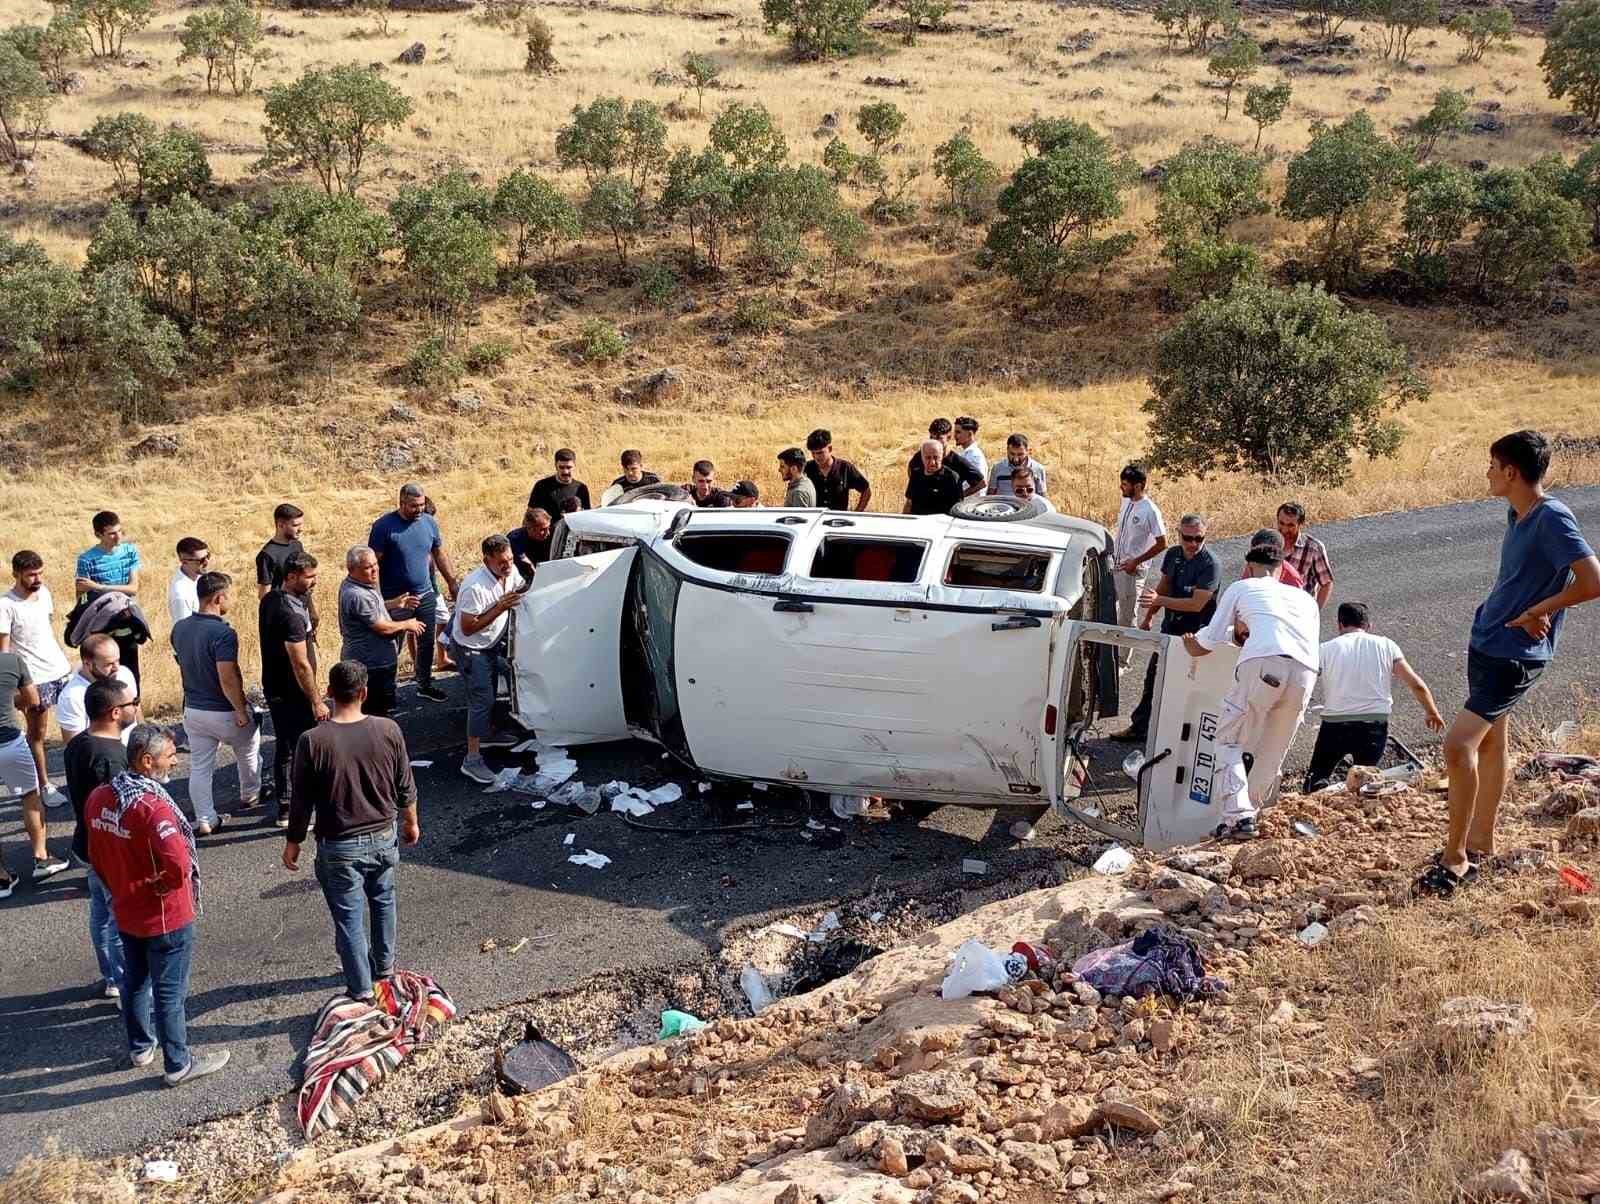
(1276, 501), (1333, 609)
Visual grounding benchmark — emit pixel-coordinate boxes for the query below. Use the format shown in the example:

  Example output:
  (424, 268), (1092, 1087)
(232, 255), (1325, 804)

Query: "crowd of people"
(0, 424), (1594, 1088)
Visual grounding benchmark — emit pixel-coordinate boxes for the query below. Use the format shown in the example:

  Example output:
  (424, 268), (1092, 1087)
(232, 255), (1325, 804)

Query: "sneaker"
(33, 855), (69, 880)
(102, 981), (121, 1000)
(1009, 820), (1037, 842)
(460, 754), (495, 785)
(163, 1048), (230, 1087)
(236, 796), (262, 812)
(417, 685), (448, 703)
(0, 874), (13, 901)
(1107, 727), (1147, 744)
(195, 821), (212, 837)
(477, 732), (518, 749)
(1213, 817), (1258, 842)
(273, 816), (290, 829)
(130, 1047), (156, 1068)
(43, 786), (71, 810)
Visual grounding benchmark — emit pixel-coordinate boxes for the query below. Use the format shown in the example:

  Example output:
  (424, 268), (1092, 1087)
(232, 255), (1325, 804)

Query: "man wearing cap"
(1182, 532), (1320, 841)
(730, 481), (761, 508)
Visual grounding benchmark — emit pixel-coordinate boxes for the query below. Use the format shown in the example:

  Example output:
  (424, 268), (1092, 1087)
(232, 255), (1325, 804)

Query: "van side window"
(944, 545), (1052, 592)
(576, 538), (628, 558)
(676, 533), (790, 575)
(809, 537), (926, 583)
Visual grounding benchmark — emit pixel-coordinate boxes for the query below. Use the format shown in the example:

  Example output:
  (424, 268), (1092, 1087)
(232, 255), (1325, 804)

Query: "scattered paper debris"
(736, 801), (754, 811)
(1092, 845), (1134, 875)
(962, 858), (988, 876)
(740, 965), (775, 1013)
(144, 1161), (179, 1184)
(567, 849), (611, 870)
(511, 738), (544, 753)
(698, 782), (711, 794)
(807, 911), (841, 942)
(1297, 922), (1330, 947)
(753, 781), (768, 791)
(484, 766), (520, 793)
(562, 833), (574, 846)
(869, 911), (885, 923)
(506, 937), (529, 955)
(763, 922), (810, 940)
(610, 794), (655, 819)
(409, 759), (433, 768)
(646, 783), (683, 806)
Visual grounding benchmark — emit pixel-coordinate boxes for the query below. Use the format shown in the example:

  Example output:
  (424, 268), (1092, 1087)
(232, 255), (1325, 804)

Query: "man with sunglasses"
(167, 538), (209, 628)
(1112, 513), (1220, 744)
(64, 677), (136, 997)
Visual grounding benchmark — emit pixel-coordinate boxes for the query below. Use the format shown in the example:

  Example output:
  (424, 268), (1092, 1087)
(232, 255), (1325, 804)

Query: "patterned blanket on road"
(297, 970), (457, 1139)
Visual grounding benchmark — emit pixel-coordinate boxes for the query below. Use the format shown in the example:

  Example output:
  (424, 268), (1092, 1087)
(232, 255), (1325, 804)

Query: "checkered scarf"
(109, 770), (201, 917)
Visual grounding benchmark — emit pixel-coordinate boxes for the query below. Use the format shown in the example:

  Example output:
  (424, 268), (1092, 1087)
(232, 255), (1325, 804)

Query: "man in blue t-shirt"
(367, 484), (460, 704)
(1418, 430), (1600, 897)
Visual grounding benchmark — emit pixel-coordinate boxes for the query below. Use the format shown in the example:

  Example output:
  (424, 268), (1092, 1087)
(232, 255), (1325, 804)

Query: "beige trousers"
(1212, 654), (1315, 822)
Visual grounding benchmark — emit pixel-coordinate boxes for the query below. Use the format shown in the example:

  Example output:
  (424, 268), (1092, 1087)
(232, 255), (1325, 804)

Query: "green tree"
(1243, 79), (1291, 149)
(1447, 6), (1514, 62)
(983, 140), (1137, 296)
(1207, 35), (1260, 119)
(1280, 112), (1410, 285)
(1145, 282), (1421, 484)
(0, 41), (53, 162)
(1407, 87), (1469, 161)
(709, 101), (789, 170)
(1393, 160), (1474, 288)
(81, 110), (157, 192)
(4, 12), (88, 90)
(136, 128), (212, 204)
(856, 100), (906, 156)
(658, 145), (738, 269)
(390, 193), (497, 338)
(681, 51), (719, 114)
(1469, 163), (1587, 294)
(1374, 0), (1439, 62)
(1541, 0), (1600, 132)
(760, 0), (868, 59)
(264, 184), (391, 279)
(1183, 0), (1241, 51)
(520, 14), (556, 73)
(821, 205), (868, 283)
(895, 0), (948, 44)
(932, 130), (1000, 222)
(554, 97), (669, 198)
(389, 168), (494, 237)
(582, 174), (642, 268)
(493, 169), (580, 266)
(257, 65), (414, 197)
(1305, 0), (1373, 45)
(1152, 138), (1269, 297)
(70, 0), (155, 59)
(177, 0), (269, 96)
(1154, 0), (1191, 51)
(1559, 143), (1600, 244)
(83, 266), (183, 424)
(0, 231), (82, 379)
(1010, 115), (1111, 157)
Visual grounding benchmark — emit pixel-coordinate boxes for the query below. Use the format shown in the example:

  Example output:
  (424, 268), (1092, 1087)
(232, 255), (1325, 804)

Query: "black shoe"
(1108, 727), (1147, 743)
(417, 685), (448, 703)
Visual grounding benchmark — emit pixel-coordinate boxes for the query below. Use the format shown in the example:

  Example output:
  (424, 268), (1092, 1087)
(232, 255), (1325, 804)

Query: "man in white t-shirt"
(1184, 541), (1321, 840)
(55, 634), (140, 744)
(454, 535), (532, 785)
(952, 417), (988, 489)
(0, 551), (74, 806)
(1113, 464), (1167, 668)
(1303, 602), (1444, 792)
(168, 537), (209, 628)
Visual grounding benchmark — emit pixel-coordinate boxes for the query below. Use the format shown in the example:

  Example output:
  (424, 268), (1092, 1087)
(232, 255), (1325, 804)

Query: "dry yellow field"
(3, 0), (1599, 712)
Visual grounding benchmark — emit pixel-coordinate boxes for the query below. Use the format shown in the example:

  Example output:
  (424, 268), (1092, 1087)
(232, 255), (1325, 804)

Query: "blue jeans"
(122, 923), (195, 1075)
(458, 643), (506, 739)
(388, 591), (438, 691)
(314, 828), (399, 998)
(87, 869), (126, 992)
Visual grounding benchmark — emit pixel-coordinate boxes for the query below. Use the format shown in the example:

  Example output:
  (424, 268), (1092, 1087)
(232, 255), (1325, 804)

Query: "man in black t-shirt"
(63, 676), (133, 999)
(528, 449), (593, 515)
(507, 508), (553, 569)
(803, 428), (873, 512)
(905, 418), (984, 497)
(256, 502), (318, 634)
(686, 460), (733, 508)
(610, 449), (660, 495)
(904, 441), (965, 516)
(1113, 513), (1222, 742)
(259, 552), (328, 827)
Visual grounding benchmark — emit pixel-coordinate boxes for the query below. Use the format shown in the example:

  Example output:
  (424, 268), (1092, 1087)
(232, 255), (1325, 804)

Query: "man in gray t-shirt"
(169, 571), (259, 833)
(339, 548), (423, 718)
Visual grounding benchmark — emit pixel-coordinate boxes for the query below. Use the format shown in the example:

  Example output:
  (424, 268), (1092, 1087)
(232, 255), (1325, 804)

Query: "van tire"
(951, 495), (1048, 522)
(618, 483), (692, 504)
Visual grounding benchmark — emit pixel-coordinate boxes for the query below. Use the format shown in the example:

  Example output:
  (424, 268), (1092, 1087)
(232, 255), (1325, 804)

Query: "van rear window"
(944, 545), (1052, 592)
(809, 537), (926, 584)
(676, 533), (790, 575)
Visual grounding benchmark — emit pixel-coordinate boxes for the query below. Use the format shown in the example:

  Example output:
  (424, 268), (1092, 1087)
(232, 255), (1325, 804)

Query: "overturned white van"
(508, 497), (1245, 851)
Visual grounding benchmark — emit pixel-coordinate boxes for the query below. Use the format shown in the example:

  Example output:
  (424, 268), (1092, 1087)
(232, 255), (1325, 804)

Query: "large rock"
(893, 1071), (977, 1122)
(1462, 1149), (1536, 1202)
(615, 367), (685, 406)
(1094, 1094), (1162, 1135)
(1232, 840), (1291, 881)
(1435, 997), (1535, 1047)
(1565, 807), (1600, 840)
(130, 432), (181, 458)
(396, 41), (425, 64)
(804, 1079), (875, 1149)
(1042, 1096), (1097, 1139)
(1000, 1140), (1060, 1176)
(1163, 850), (1232, 882)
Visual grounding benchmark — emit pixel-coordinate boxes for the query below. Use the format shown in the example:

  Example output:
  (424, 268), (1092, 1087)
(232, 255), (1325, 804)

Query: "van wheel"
(951, 495), (1048, 522)
(618, 483), (692, 504)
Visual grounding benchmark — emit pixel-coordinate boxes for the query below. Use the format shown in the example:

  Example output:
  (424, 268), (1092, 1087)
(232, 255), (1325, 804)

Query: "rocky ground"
(7, 758), (1599, 1204)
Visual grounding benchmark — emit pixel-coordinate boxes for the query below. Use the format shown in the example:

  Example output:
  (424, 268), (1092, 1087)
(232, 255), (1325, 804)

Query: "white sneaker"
(43, 786), (70, 810)
(164, 1048), (230, 1087)
(1010, 820), (1037, 842)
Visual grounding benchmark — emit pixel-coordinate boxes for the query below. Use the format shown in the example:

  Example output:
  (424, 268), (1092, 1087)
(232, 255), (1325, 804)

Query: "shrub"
(71, 0), (155, 59)
(178, 0), (269, 96)
(521, 14), (556, 73)
(582, 174), (642, 268)
(389, 181), (498, 339)
(731, 294), (781, 333)
(984, 139), (1137, 297)
(895, 0), (949, 43)
(580, 318), (625, 361)
(82, 111), (157, 191)
(1243, 79), (1291, 150)
(555, 97), (669, 197)
(658, 145), (739, 270)
(84, 266), (184, 424)
(1447, 7), (1514, 62)
(821, 206), (868, 282)
(760, 0), (868, 60)
(264, 184), (392, 279)
(389, 169), (494, 237)
(493, 169), (579, 267)
(1374, 0), (1439, 62)
(1407, 88), (1469, 161)
(1145, 281), (1421, 485)
(932, 130), (1000, 222)
(636, 261), (678, 306)
(1541, 0), (1600, 132)
(0, 231), (82, 380)
(1280, 112), (1410, 286)
(1155, 0), (1240, 52)
(708, 101), (789, 170)
(681, 51), (719, 114)
(0, 42), (53, 163)
(1010, 115), (1110, 157)
(1207, 34), (1260, 119)
(1393, 160), (1474, 288)
(137, 128), (212, 204)
(407, 334), (464, 386)
(257, 65), (414, 197)
(464, 335), (513, 372)
(1560, 143), (1600, 244)
(1153, 138), (1269, 298)
(1469, 163), (1587, 294)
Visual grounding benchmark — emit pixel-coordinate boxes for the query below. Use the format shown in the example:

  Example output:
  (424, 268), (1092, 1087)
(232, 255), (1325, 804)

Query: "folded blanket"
(298, 970), (457, 1139)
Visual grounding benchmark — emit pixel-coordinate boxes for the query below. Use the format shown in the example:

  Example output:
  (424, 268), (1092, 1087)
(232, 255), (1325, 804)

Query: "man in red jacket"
(85, 723), (229, 1086)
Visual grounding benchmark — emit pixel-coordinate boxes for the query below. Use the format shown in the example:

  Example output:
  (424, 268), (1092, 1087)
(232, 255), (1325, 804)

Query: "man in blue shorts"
(1418, 430), (1600, 896)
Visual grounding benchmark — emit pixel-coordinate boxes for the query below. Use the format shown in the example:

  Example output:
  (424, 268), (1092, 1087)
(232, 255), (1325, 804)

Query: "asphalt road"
(2, 486), (1596, 1168)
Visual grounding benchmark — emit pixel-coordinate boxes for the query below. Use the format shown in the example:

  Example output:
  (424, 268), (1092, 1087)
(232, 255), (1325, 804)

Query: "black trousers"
(1302, 719), (1389, 793)
(112, 632), (141, 690)
(363, 665), (398, 718)
(1129, 652), (1159, 735)
(265, 694), (317, 818)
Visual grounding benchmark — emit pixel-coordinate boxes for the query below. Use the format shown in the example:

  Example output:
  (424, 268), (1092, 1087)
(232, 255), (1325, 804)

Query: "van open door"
(510, 548), (637, 746)
(1050, 622), (1242, 851)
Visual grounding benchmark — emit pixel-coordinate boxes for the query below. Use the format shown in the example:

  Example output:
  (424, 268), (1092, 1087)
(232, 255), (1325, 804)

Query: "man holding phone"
(452, 536), (534, 785)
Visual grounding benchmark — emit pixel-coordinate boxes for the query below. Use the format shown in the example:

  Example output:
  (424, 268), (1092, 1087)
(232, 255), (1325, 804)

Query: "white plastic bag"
(940, 938), (1012, 1001)
(740, 965), (774, 1014)
(1091, 845), (1134, 875)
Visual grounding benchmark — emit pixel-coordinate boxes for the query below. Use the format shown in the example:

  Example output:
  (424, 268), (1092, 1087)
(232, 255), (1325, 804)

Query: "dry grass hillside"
(3, 0), (1599, 711)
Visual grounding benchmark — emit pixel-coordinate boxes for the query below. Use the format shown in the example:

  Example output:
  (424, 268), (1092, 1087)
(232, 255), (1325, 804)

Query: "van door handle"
(991, 615), (1041, 631)
(773, 600), (814, 613)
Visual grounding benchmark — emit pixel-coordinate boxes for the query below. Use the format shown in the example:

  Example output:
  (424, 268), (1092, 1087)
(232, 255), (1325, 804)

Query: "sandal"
(1413, 861), (1476, 898)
